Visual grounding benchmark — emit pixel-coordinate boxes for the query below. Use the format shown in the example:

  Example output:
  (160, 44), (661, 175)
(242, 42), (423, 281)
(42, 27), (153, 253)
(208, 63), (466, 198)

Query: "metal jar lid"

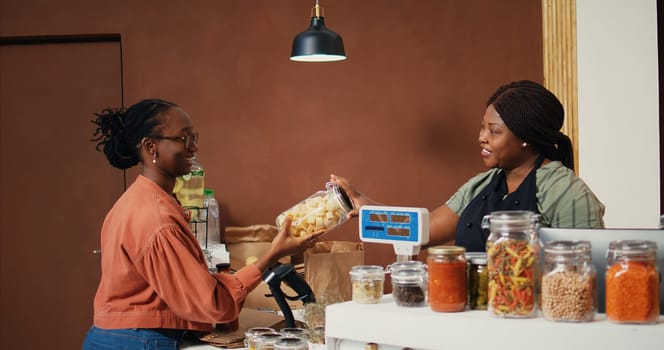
(428, 245), (466, 256)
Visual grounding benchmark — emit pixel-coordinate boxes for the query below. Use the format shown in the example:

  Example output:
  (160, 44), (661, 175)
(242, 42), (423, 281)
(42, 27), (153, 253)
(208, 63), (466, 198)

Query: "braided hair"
(91, 99), (178, 169)
(486, 80), (574, 171)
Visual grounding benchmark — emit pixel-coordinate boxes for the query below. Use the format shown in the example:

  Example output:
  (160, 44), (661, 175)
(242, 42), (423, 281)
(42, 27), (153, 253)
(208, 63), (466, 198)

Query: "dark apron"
(455, 156), (544, 252)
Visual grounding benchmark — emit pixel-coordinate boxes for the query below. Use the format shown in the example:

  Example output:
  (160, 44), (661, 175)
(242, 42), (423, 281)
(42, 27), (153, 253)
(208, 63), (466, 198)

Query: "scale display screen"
(359, 206), (429, 245)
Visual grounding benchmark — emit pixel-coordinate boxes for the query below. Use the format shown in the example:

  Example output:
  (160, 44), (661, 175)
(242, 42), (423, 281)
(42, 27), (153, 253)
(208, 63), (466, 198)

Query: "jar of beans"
(427, 245), (467, 312)
(541, 240), (596, 322)
(483, 210), (540, 318)
(606, 240), (659, 324)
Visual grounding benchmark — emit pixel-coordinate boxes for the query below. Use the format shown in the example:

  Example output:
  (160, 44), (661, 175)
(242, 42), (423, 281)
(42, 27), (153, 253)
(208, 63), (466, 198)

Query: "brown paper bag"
(304, 241), (364, 301)
(225, 225), (294, 312)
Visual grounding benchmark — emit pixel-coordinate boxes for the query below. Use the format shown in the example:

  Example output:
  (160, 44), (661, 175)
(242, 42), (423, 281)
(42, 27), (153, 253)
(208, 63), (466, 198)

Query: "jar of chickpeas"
(541, 240), (596, 322)
(276, 182), (353, 237)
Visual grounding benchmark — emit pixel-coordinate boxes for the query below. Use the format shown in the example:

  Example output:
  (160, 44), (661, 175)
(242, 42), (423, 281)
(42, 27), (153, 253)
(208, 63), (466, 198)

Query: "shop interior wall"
(0, 1), (542, 349)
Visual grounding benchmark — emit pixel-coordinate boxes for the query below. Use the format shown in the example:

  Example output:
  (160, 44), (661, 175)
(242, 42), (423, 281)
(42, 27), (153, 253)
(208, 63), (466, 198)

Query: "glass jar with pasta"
(483, 210), (540, 318)
(276, 182), (353, 238)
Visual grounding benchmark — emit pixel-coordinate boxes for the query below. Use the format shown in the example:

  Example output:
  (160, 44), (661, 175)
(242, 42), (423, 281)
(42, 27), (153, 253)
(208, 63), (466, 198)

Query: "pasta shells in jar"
(276, 182), (353, 237)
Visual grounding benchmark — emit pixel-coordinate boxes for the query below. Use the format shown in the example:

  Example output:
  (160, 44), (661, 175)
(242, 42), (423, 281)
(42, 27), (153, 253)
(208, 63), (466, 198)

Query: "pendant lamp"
(290, 0), (346, 62)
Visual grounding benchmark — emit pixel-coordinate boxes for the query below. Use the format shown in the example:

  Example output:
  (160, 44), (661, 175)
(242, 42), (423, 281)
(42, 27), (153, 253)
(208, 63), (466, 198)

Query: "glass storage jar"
(483, 210), (540, 318)
(467, 254), (488, 310)
(276, 182), (353, 238)
(349, 265), (385, 304)
(386, 260), (426, 274)
(256, 332), (283, 350)
(541, 240), (596, 322)
(427, 245), (467, 312)
(245, 328), (277, 350)
(606, 240), (659, 324)
(391, 267), (428, 307)
(279, 327), (308, 340)
(274, 337), (308, 350)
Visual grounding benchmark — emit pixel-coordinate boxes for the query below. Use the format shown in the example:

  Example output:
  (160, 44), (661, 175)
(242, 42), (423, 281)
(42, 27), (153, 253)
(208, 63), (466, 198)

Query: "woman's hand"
(330, 174), (376, 219)
(254, 216), (323, 272)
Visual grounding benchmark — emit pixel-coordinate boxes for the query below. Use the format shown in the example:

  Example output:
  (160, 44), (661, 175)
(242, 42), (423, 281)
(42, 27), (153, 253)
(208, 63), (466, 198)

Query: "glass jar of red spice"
(483, 210), (540, 318)
(427, 245), (467, 312)
(606, 240), (659, 324)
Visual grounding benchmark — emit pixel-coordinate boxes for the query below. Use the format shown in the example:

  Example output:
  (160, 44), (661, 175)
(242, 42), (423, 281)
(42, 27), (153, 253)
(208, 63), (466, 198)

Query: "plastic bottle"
(204, 188), (221, 245)
(176, 155), (205, 220)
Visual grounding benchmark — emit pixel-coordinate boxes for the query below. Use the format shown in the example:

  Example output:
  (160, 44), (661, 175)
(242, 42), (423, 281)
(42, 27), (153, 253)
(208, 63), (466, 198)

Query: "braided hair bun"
(487, 80), (574, 171)
(91, 99), (177, 169)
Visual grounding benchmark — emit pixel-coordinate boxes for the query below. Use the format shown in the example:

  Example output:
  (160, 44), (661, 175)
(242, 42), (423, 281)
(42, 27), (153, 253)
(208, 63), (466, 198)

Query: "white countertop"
(326, 294), (664, 350)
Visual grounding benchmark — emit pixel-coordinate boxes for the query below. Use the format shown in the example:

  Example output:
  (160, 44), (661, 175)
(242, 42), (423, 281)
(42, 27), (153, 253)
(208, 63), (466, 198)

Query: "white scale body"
(358, 205), (430, 258)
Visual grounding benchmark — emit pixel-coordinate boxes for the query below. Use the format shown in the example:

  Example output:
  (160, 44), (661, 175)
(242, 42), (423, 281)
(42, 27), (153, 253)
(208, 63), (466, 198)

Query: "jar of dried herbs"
(391, 267), (427, 307)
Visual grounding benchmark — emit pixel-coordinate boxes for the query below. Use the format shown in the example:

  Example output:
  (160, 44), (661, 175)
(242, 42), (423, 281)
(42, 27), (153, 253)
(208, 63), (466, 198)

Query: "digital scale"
(359, 205), (429, 260)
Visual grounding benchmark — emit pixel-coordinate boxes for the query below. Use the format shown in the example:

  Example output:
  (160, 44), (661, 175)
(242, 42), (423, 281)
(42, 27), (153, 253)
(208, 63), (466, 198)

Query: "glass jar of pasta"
(483, 210), (539, 318)
(606, 240), (659, 324)
(541, 240), (596, 322)
(427, 245), (467, 312)
(276, 182), (353, 238)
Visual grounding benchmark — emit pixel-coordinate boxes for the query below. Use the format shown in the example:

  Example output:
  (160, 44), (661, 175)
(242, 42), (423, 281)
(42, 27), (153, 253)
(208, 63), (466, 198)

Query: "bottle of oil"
(176, 155), (205, 220)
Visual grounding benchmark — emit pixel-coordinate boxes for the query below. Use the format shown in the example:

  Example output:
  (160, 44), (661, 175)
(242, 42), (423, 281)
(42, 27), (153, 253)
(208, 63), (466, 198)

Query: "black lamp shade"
(290, 17), (346, 62)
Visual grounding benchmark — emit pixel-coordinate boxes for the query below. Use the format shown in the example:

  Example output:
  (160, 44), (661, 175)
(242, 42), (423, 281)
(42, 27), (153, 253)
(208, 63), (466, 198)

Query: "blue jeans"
(82, 326), (186, 350)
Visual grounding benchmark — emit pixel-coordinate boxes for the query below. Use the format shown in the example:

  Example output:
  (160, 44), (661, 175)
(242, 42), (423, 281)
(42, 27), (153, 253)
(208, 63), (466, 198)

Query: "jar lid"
(544, 240), (591, 255)
(326, 182), (354, 212)
(481, 210), (539, 231)
(465, 252), (487, 260)
(608, 240), (657, 257)
(427, 245), (465, 255)
(246, 327), (276, 336)
(275, 337), (307, 348)
(469, 257), (487, 265)
(390, 268), (426, 283)
(386, 260), (426, 273)
(349, 265), (385, 278)
(257, 332), (283, 343)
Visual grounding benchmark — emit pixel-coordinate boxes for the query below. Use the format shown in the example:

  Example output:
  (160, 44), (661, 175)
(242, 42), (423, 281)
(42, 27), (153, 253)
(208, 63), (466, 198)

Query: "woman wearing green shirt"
(333, 80), (605, 252)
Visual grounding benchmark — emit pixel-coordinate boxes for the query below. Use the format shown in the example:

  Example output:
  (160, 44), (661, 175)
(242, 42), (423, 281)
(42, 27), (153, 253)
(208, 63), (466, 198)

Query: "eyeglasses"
(151, 132), (199, 148)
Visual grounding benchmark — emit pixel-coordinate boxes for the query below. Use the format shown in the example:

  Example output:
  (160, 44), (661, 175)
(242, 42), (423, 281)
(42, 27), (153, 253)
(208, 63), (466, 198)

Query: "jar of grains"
(391, 267), (428, 307)
(349, 265), (385, 304)
(427, 245), (467, 312)
(483, 210), (540, 318)
(606, 240), (659, 324)
(541, 240), (596, 322)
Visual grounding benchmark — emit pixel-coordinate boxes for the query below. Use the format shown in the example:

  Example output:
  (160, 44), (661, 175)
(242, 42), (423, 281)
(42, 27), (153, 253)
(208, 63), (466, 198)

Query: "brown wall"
(0, 1), (543, 349)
